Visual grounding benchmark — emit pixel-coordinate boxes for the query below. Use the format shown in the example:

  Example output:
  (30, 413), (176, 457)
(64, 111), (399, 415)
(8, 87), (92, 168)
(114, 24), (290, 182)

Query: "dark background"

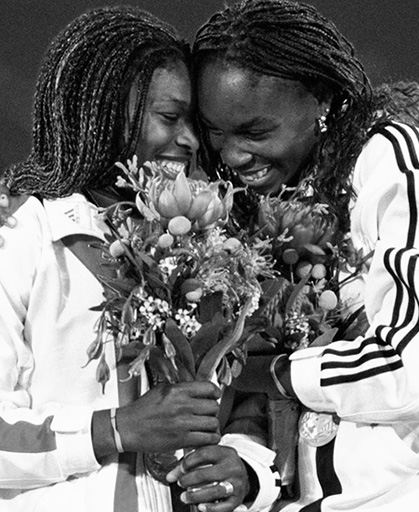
(1, 0), (418, 171)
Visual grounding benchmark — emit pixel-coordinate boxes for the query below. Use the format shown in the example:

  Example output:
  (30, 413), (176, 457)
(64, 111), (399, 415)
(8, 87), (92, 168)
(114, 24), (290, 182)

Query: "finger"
(179, 446), (241, 489)
(185, 381), (221, 399)
(184, 431), (221, 448)
(166, 460), (186, 483)
(196, 500), (239, 512)
(190, 398), (220, 417)
(181, 445), (226, 471)
(181, 481), (237, 508)
(186, 416), (219, 432)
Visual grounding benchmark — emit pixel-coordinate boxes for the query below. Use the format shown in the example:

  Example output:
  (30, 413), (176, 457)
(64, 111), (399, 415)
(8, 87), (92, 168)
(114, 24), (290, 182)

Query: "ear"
(318, 96), (333, 118)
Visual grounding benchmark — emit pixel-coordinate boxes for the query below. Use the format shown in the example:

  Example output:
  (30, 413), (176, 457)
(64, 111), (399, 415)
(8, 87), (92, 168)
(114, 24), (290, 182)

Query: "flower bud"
(311, 263), (327, 280)
(296, 261), (312, 279)
(223, 237), (243, 253)
(318, 290), (338, 311)
(128, 347), (150, 377)
(185, 289), (203, 302)
(143, 326), (157, 345)
(168, 216), (192, 236)
(187, 190), (213, 220)
(157, 233), (174, 249)
(181, 277), (203, 302)
(282, 248), (299, 265)
(156, 188), (181, 218)
(173, 171), (193, 215)
(109, 240), (126, 258)
(181, 278), (202, 295)
(96, 354), (110, 394)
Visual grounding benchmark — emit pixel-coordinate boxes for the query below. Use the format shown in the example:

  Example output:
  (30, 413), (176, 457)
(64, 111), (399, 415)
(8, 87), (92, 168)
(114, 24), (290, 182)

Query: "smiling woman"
(193, 1), (419, 512)
(198, 64), (328, 195)
(132, 62), (199, 176)
(0, 6), (280, 512)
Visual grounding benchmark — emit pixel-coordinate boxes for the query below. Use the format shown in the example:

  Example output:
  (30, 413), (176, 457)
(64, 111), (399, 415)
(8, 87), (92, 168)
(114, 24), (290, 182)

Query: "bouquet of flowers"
(255, 183), (372, 496)
(258, 183), (370, 354)
(86, 157), (279, 481)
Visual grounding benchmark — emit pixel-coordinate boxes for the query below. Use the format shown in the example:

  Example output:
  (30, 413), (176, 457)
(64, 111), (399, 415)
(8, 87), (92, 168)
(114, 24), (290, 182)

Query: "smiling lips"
(237, 166), (270, 184)
(160, 160), (271, 183)
(158, 158), (189, 178)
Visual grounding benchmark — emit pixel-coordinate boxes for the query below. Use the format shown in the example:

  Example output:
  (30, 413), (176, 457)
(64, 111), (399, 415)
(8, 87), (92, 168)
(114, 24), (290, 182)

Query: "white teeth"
(241, 167), (269, 182)
(256, 168), (269, 179)
(159, 160), (187, 178)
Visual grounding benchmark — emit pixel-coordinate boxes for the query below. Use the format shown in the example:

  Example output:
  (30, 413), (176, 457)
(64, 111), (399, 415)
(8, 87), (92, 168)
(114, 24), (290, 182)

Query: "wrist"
(91, 409), (121, 461)
(270, 354), (297, 400)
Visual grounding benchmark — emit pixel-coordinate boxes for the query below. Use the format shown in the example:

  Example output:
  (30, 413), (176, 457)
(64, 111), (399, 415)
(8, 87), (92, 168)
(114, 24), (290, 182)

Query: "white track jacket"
(0, 192), (279, 512)
(290, 122), (419, 511)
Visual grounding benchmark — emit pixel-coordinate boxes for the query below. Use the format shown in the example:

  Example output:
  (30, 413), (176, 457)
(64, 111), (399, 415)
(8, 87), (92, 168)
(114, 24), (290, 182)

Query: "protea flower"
(258, 197), (338, 266)
(136, 169), (234, 231)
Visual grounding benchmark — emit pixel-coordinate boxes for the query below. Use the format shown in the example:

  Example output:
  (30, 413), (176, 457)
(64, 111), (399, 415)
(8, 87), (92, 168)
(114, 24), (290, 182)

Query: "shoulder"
(353, 122), (419, 193)
(0, 195), (49, 254)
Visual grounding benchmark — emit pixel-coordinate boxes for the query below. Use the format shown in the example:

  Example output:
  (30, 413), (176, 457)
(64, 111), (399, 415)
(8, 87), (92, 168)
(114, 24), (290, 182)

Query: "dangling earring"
(316, 108), (330, 134)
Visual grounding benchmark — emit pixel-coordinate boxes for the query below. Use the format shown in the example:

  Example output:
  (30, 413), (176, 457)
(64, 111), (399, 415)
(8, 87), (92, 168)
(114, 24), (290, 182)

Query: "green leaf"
(217, 357), (232, 387)
(196, 296), (254, 382)
(253, 278), (286, 316)
(97, 275), (138, 296)
(310, 328), (338, 347)
(285, 272), (311, 316)
(147, 345), (179, 384)
(189, 313), (226, 368)
(198, 291), (223, 323)
(304, 243), (326, 255)
(164, 318), (196, 377)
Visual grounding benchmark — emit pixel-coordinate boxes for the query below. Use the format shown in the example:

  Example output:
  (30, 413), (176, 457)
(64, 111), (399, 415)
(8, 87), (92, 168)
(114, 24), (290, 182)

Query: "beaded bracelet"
(270, 354), (295, 400)
(110, 408), (124, 453)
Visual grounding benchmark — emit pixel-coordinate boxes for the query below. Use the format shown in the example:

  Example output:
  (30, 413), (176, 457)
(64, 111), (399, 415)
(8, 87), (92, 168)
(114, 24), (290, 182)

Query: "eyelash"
(206, 127), (268, 141)
(161, 113), (180, 122)
(245, 131), (268, 141)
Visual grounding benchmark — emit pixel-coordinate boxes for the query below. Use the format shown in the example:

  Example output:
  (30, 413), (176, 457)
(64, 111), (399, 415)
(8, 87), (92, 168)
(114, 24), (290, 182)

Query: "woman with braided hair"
(0, 6), (280, 512)
(193, 0), (419, 511)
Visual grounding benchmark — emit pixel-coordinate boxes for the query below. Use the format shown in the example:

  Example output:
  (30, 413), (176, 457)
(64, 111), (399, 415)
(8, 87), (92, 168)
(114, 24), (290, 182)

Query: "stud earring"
(316, 108), (330, 134)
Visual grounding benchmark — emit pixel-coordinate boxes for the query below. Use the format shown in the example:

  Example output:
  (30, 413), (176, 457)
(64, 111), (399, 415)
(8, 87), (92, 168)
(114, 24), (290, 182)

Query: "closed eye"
(160, 113), (181, 122)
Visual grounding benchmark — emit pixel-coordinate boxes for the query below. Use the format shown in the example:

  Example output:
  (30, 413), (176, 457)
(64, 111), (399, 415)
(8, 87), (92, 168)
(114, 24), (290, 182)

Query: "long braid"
(193, 0), (376, 231)
(3, 6), (189, 199)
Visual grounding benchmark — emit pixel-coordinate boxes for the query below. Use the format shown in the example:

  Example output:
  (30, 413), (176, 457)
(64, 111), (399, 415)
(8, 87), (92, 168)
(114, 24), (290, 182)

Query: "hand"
(0, 185), (12, 229)
(0, 186), (28, 230)
(167, 445), (250, 512)
(118, 381), (221, 453)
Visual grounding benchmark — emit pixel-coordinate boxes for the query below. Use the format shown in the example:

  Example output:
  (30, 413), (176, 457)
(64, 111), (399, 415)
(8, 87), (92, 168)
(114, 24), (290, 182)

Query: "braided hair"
(193, 0), (418, 231)
(3, 6), (189, 198)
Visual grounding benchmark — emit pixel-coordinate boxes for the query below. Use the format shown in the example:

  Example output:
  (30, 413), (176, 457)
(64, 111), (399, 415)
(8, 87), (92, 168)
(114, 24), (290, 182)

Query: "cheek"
(207, 132), (223, 151)
(136, 122), (171, 160)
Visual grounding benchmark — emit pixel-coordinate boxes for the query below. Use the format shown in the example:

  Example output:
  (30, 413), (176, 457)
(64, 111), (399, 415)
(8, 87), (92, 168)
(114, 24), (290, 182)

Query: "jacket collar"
(42, 193), (107, 242)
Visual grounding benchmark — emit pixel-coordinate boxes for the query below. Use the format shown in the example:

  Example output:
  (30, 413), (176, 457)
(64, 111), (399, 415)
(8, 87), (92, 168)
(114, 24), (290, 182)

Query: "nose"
(220, 140), (253, 170)
(176, 122), (199, 153)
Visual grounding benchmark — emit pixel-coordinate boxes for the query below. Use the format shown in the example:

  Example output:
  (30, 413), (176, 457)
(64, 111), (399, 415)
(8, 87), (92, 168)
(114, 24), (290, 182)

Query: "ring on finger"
(219, 480), (234, 497)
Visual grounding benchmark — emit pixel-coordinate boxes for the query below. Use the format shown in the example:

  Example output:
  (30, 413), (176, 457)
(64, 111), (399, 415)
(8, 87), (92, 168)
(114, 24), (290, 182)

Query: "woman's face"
(198, 62), (330, 195)
(131, 60), (199, 176)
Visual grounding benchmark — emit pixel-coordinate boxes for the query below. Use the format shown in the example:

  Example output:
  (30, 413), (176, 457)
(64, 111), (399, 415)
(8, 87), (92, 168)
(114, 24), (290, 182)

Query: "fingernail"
(166, 472), (176, 483)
